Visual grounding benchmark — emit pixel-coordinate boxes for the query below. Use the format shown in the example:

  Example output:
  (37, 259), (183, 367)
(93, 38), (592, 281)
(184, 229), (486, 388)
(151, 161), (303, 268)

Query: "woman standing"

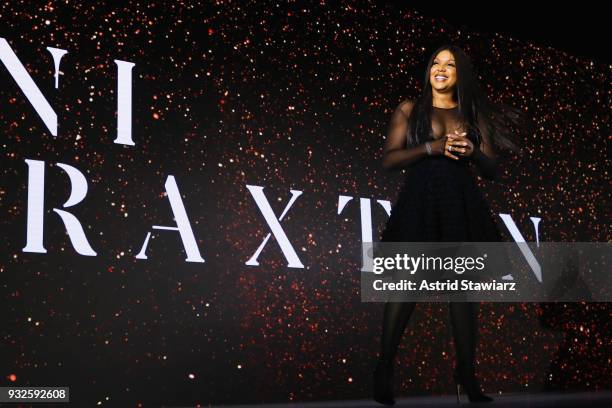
(373, 45), (523, 405)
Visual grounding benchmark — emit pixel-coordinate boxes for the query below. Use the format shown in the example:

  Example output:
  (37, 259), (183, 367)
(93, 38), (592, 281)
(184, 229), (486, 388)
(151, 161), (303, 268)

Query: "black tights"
(379, 302), (479, 373)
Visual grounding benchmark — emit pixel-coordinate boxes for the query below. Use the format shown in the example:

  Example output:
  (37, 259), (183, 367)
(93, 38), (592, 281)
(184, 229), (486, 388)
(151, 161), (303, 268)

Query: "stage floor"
(214, 391), (612, 408)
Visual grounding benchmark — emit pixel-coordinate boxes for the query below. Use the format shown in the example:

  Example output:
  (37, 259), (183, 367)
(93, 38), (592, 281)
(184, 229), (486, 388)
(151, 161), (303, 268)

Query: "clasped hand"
(430, 129), (474, 160)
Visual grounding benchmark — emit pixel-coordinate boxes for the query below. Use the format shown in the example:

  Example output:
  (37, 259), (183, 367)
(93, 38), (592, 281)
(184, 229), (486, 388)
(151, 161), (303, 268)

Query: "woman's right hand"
(430, 134), (468, 160)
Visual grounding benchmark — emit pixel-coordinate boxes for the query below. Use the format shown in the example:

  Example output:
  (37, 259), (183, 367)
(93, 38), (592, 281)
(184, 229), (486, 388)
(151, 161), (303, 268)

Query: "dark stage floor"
(214, 391), (612, 408)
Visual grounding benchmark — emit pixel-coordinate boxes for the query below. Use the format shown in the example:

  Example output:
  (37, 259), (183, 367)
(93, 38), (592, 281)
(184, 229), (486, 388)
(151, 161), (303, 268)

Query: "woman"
(373, 45), (523, 405)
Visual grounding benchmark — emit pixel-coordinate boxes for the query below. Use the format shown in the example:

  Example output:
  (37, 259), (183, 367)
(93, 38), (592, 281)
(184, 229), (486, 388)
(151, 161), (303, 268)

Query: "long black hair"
(408, 45), (524, 153)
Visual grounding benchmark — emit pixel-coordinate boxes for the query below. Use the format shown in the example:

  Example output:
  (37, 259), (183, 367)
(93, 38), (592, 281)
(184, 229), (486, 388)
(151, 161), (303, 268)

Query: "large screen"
(1, 2), (609, 405)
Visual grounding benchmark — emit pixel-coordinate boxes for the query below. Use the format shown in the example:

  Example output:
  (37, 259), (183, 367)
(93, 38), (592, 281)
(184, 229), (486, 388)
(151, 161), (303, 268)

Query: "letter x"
(245, 185), (304, 268)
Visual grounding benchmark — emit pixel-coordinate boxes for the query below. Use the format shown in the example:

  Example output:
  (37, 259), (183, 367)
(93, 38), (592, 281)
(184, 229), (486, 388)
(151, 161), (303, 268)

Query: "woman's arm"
(472, 118), (500, 180)
(382, 100), (434, 170)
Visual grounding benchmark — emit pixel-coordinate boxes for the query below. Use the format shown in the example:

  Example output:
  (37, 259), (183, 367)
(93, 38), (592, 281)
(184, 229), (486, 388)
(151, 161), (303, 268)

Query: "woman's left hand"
(447, 129), (475, 157)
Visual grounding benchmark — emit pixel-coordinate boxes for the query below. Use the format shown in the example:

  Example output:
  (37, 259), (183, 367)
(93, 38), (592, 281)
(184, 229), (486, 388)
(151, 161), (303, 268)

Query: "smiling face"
(429, 49), (457, 93)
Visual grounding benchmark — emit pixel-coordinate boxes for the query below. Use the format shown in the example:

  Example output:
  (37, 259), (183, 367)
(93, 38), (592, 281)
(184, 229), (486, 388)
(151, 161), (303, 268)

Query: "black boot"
(449, 302), (493, 403)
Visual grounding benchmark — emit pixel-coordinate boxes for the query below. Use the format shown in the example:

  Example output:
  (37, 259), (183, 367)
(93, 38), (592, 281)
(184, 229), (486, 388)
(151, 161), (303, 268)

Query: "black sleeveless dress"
(380, 107), (503, 243)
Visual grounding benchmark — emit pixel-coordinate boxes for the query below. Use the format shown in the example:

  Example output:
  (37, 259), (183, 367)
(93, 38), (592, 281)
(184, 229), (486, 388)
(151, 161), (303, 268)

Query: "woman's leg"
(449, 302), (493, 402)
(373, 301), (417, 404)
(449, 302), (478, 374)
(379, 301), (417, 364)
